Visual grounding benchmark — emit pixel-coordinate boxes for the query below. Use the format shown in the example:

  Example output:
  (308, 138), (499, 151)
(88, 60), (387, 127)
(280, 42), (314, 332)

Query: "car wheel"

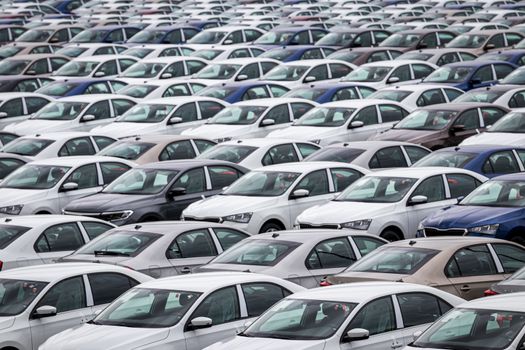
(380, 229), (402, 242)
(259, 222), (283, 233)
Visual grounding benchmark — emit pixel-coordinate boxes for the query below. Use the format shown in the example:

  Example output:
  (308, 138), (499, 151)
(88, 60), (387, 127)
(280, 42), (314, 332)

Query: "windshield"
(0, 279), (47, 316)
(75, 230), (162, 257)
(36, 82), (79, 96)
(127, 30), (167, 43)
(121, 48), (154, 59)
(0, 165), (70, 189)
(99, 141), (155, 160)
(209, 105), (267, 125)
(413, 151), (475, 168)
(283, 88), (328, 101)
(103, 168), (178, 194)
(327, 51), (362, 63)
(369, 90), (411, 102)
(197, 86), (237, 99)
(341, 66), (391, 82)
(94, 288), (200, 328)
(0, 46), (23, 59)
(295, 107), (356, 127)
(448, 25), (473, 34)
(347, 247), (438, 274)
(188, 30), (226, 44)
(118, 85), (158, 98)
(394, 109), (457, 130)
(213, 239), (300, 266)
(479, 53), (511, 62)
(264, 65), (309, 81)
(424, 66), (474, 83)
(224, 171), (300, 196)
(260, 48), (296, 61)
(455, 90), (505, 103)
(53, 61), (99, 77)
(2, 138), (54, 156)
(336, 176), (417, 203)
(304, 147), (365, 163)
(33, 101), (88, 121)
(413, 308), (525, 350)
(0, 224), (30, 249)
(55, 46), (88, 58)
(122, 62), (166, 78)
(447, 34), (488, 48)
(194, 63), (242, 80)
(460, 180), (525, 207)
(0, 60), (30, 75)
(255, 31), (295, 45)
(16, 29), (53, 42)
(191, 49), (223, 60)
(397, 52), (433, 60)
(71, 29), (109, 43)
(117, 104), (176, 123)
(198, 144), (257, 163)
(488, 112), (525, 133)
(501, 68), (525, 84)
(316, 32), (356, 46)
(380, 33), (422, 47)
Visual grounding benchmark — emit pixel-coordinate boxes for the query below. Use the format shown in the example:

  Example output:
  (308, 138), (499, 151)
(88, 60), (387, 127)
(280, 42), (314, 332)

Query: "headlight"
(310, 139), (321, 144)
(215, 137), (232, 143)
(340, 219), (371, 230)
(0, 205), (23, 215)
(223, 212), (253, 223)
(100, 210), (133, 222)
(469, 224), (499, 235)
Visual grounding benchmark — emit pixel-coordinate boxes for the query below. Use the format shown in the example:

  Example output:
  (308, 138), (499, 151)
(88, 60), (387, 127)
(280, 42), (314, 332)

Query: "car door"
(29, 275), (91, 349)
(34, 222), (86, 264)
(448, 108), (482, 146)
(0, 97), (26, 129)
(347, 105), (380, 141)
(76, 100), (113, 131)
(257, 104), (292, 137)
(164, 167), (206, 220)
(57, 163), (102, 209)
(168, 102), (201, 134)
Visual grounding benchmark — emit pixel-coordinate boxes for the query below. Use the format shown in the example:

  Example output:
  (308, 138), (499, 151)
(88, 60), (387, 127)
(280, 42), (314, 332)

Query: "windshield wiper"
(94, 250), (130, 257)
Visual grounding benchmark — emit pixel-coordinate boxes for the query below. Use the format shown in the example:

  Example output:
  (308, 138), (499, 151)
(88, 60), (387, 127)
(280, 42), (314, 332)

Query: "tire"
(380, 229), (402, 242)
(259, 222), (283, 233)
(509, 234), (525, 246)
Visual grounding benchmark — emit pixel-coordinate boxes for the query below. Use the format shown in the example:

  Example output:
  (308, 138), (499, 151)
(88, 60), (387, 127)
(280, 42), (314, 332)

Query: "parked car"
(0, 92), (52, 129)
(35, 78), (127, 98)
(454, 84), (525, 109)
(191, 45), (265, 61)
(253, 27), (328, 47)
(0, 76), (53, 93)
(486, 265), (525, 295)
(116, 57), (208, 84)
(118, 80), (206, 100)
(283, 82), (376, 103)
(69, 25), (141, 44)
(315, 27), (391, 48)
(55, 43), (127, 58)
(196, 81), (290, 103)
(50, 55), (138, 80)
(126, 25), (200, 44)
(259, 45), (336, 62)
(186, 26), (265, 50)
(461, 110), (525, 147)
(476, 49), (525, 66)
(190, 58), (280, 85)
(395, 48), (478, 66)
(0, 54), (70, 76)
(123, 44), (195, 59)
(445, 30), (525, 55)
(0, 42), (62, 60)
(327, 47), (403, 66)
(379, 29), (457, 52)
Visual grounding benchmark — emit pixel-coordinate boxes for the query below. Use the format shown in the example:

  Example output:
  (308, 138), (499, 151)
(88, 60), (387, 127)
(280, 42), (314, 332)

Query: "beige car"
(97, 134), (217, 164)
(324, 237), (525, 300)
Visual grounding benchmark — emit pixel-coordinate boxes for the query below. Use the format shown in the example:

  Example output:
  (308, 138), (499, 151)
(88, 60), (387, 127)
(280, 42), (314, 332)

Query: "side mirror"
(485, 43), (496, 50)
(168, 187), (186, 197)
(348, 120), (364, 129)
(456, 195), (464, 204)
(236, 74), (248, 81)
(168, 116), (183, 125)
(451, 124), (465, 133)
(33, 305), (57, 319)
(49, 37), (60, 43)
(408, 195), (428, 205)
(189, 316), (212, 330)
(343, 328), (369, 343)
(417, 42), (428, 49)
(304, 76), (316, 83)
(0, 112), (8, 119)
(260, 118), (275, 126)
(94, 71), (106, 77)
(387, 76), (400, 84)
(60, 182), (79, 192)
(290, 188), (309, 199)
(81, 114), (95, 122)
(26, 70), (37, 76)
(161, 72), (173, 79)
(470, 78), (482, 85)
(223, 39), (233, 45)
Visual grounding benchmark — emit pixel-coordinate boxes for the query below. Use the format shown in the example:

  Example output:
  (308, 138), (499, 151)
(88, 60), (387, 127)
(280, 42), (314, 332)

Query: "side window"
(506, 33), (523, 46)
(93, 136), (115, 150)
(118, 59), (136, 72)
(15, 79), (40, 92)
(397, 293), (451, 327)
(49, 58), (68, 71)
(369, 147), (408, 169)
(172, 103), (198, 122)
(163, 84), (190, 97)
(164, 61), (185, 77)
(186, 60), (207, 75)
(36, 276), (86, 313)
(291, 31), (310, 45)
(96, 60), (118, 76)
(112, 99), (135, 116)
(35, 223), (85, 253)
(208, 166), (242, 189)
(63, 163), (98, 189)
(306, 237), (356, 269)
(0, 98), (23, 117)
(445, 244), (498, 278)
(88, 273), (138, 306)
(269, 85), (289, 97)
(242, 86), (270, 100)
(405, 146), (430, 164)
(353, 236), (385, 256)
(472, 65), (493, 82)
(168, 229), (217, 259)
(482, 151), (520, 175)
(224, 30), (243, 44)
(295, 169), (329, 196)
(58, 137), (95, 156)
(444, 88), (463, 101)
(263, 104), (290, 125)
(412, 64), (434, 79)
(261, 62), (278, 74)
(159, 140), (196, 160)
(0, 158), (25, 179)
(171, 167), (205, 194)
(109, 29), (124, 42)
(94, 46), (114, 55)
(241, 283), (290, 317)
(50, 29), (68, 43)
(330, 168), (362, 192)
(306, 64), (329, 81)
(291, 103), (314, 119)
(81, 221), (114, 240)
(84, 100), (111, 120)
(437, 52), (460, 66)
(164, 30), (182, 44)
(194, 139), (216, 153)
(296, 143), (319, 158)
(28, 59), (49, 74)
(332, 88), (358, 101)
(354, 32), (372, 47)
(368, 51), (389, 62)
(390, 65), (411, 81)
(100, 162), (130, 184)
(86, 82), (111, 94)
(509, 91), (525, 108)
(411, 175), (446, 203)
(159, 48), (182, 57)
(244, 30), (262, 42)
(379, 104), (405, 123)
(459, 52), (477, 61)
(238, 63), (260, 79)
(438, 32), (455, 45)
(302, 48), (323, 60)
(346, 297), (396, 336)
(492, 244), (525, 273)
(454, 109), (480, 130)
(262, 144), (299, 166)
(229, 48), (250, 58)
(213, 227), (248, 251)
(311, 30), (326, 42)
(494, 64), (514, 80)
(487, 34), (505, 48)
(330, 63), (352, 79)
(359, 87), (376, 98)
(25, 97), (49, 114)
(416, 89), (446, 107)
(353, 106), (378, 126)
(480, 107), (506, 126)
(420, 33), (438, 48)
(188, 286), (239, 326)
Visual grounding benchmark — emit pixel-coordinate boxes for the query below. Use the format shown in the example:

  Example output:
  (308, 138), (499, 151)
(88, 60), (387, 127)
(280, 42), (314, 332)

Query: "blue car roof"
(437, 145), (521, 154)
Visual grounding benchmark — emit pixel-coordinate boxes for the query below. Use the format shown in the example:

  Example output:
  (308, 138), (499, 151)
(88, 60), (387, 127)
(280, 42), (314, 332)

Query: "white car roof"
(247, 229), (383, 244)
(138, 56), (206, 64)
(203, 26), (252, 32)
(31, 156), (134, 167)
(371, 166), (485, 179)
(221, 138), (315, 147)
(282, 59), (353, 67)
(0, 214), (110, 227)
(255, 161), (367, 173)
(213, 58), (278, 65)
(71, 54), (137, 62)
(140, 96), (227, 105)
(21, 132), (104, 141)
(361, 60), (434, 67)
(0, 92), (52, 99)
(55, 94), (134, 103)
(376, 84), (462, 93)
(458, 292), (525, 312)
(125, 44), (191, 50)
(321, 99), (404, 109)
(233, 97), (317, 107)
(326, 140), (428, 149)
(63, 43), (123, 48)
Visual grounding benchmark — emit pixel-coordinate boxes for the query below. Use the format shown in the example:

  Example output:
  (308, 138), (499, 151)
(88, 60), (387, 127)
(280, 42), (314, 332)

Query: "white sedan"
(185, 26), (266, 51)
(182, 161), (369, 234)
(203, 282), (464, 350)
(267, 100), (409, 146)
(0, 263), (151, 350)
(0, 92), (53, 130)
(40, 272), (304, 350)
(191, 58), (279, 85)
(117, 80), (208, 100)
(296, 167), (487, 241)
(50, 55), (138, 80)
(455, 85), (525, 109)
(461, 109), (525, 147)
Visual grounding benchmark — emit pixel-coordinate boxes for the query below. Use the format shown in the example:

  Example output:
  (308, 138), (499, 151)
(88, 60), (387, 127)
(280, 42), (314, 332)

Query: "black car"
(63, 159), (248, 225)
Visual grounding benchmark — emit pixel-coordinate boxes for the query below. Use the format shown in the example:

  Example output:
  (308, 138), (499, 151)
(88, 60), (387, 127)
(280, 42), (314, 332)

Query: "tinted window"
(455, 109), (480, 130)
(100, 162), (130, 184)
(85, 100), (111, 120)
(291, 103), (313, 119)
(208, 165), (241, 189)
(306, 237), (356, 269)
(413, 64), (434, 79)
(82, 221), (114, 240)
(167, 229), (217, 259)
(171, 167), (205, 194)
(445, 244), (497, 277)
(262, 144), (299, 166)
(36, 276), (85, 313)
(213, 228), (248, 251)
(0, 98), (23, 117)
(494, 64), (514, 79)
(194, 139), (215, 153)
(330, 63), (352, 79)
(264, 104), (290, 125)
(295, 169), (329, 196)
(159, 140), (196, 160)
(88, 273), (138, 305)
(93, 136), (115, 150)
(189, 286), (239, 326)
(296, 143), (319, 158)
(199, 101), (224, 120)
(369, 146), (407, 169)
(482, 151), (520, 174)
(241, 283), (289, 317)
(346, 297), (395, 336)
(112, 99), (135, 116)
(417, 89), (446, 107)
(331, 168), (361, 192)
(58, 137), (95, 156)
(172, 103), (197, 122)
(397, 293), (451, 327)
(35, 223), (84, 252)
(405, 146), (430, 164)
(411, 175), (446, 203)
(353, 236), (385, 256)
(25, 97), (49, 114)
(492, 244), (525, 273)
(354, 105), (378, 126)
(480, 107), (505, 126)
(447, 173), (481, 199)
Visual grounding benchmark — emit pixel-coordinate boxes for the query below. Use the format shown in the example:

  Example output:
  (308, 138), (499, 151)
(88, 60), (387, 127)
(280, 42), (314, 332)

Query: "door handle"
(180, 266), (191, 274)
(460, 285), (471, 292)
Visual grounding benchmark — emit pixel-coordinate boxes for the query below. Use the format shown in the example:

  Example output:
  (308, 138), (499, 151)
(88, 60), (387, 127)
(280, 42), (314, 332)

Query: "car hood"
(0, 188), (47, 206)
(298, 201), (393, 225)
(204, 336), (326, 350)
(461, 132), (525, 147)
(65, 192), (156, 212)
(371, 128), (435, 143)
(184, 195), (280, 218)
(91, 122), (162, 138)
(4, 119), (72, 135)
(268, 126), (339, 141)
(42, 323), (169, 350)
(182, 124), (254, 140)
(422, 205), (524, 228)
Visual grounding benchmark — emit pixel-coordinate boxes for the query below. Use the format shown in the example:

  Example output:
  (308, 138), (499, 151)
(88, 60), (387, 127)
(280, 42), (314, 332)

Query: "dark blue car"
(35, 78), (127, 98)
(196, 81), (289, 103)
(126, 25), (200, 44)
(422, 61), (518, 91)
(413, 145), (525, 178)
(477, 49), (525, 66)
(283, 82), (376, 103)
(260, 45), (336, 62)
(419, 173), (525, 244)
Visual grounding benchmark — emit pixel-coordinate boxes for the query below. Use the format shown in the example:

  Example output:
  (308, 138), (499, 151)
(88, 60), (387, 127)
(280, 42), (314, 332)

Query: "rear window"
(212, 239), (301, 266)
(2, 138), (54, 156)
(304, 147), (365, 163)
(348, 247), (439, 274)
(75, 230), (162, 257)
(0, 224), (30, 249)
(99, 141), (155, 160)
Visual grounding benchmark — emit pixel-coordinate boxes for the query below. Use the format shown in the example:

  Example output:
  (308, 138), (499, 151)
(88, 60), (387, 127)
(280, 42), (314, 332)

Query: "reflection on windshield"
(224, 171), (299, 196)
(264, 65), (308, 81)
(34, 101), (89, 121)
(122, 62), (166, 78)
(447, 34), (488, 48)
(103, 168), (178, 194)
(1, 165), (70, 189)
(117, 104), (176, 123)
(209, 105), (267, 125)
(342, 66), (390, 82)
(295, 107), (356, 127)
(424, 66), (473, 83)
(198, 144), (257, 163)
(394, 110), (457, 130)
(347, 247), (438, 274)
(336, 176), (416, 203)
(195, 64), (241, 79)
(0, 279), (47, 316)
(213, 239), (300, 266)
(488, 112), (525, 133)
(461, 180), (525, 207)
(76, 230), (162, 257)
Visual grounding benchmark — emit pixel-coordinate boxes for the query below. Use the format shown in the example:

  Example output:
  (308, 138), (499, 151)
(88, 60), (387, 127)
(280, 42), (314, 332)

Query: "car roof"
(322, 99), (403, 108)
(138, 159), (242, 170)
(120, 134), (211, 143)
(0, 214), (107, 227)
(138, 56), (201, 63)
(327, 140), (428, 149)
(371, 166), (477, 178)
(378, 84), (461, 92)
(468, 84), (524, 93)
(214, 58), (277, 65)
(281, 59), (350, 66)
(420, 102), (507, 111)
(492, 172), (525, 181)
(141, 96), (226, 105)
(21, 132), (102, 141)
(31, 156), (129, 166)
(233, 97), (315, 106)
(117, 220), (242, 234)
(362, 59), (430, 67)
(436, 144), (521, 154)
(0, 92), (51, 98)
(57, 94), (132, 102)
(443, 60), (515, 67)
(387, 236), (508, 250)
(72, 54), (137, 62)
(457, 292), (525, 312)
(257, 161), (362, 172)
(250, 229), (384, 243)
(221, 138), (312, 147)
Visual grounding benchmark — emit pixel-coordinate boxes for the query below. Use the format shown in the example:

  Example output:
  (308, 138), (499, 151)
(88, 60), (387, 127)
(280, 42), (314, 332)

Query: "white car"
(368, 84), (464, 111)
(121, 44), (195, 59)
(185, 26), (266, 50)
(182, 161), (369, 234)
(40, 272), (304, 350)
(50, 55), (139, 80)
(454, 85), (525, 110)
(3, 95), (137, 135)
(0, 92), (53, 130)
(55, 43), (127, 58)
(181, 98), (317, 142)
(261, 59), (357, 89)
(0, 215), (115, 269)
(296, 167), (487, 241)
(118, 80), (207, 100)
(340, 60), (438, 89)
(92, 96), (229, 139)
(0, 156), (134, 216)
(267, 100), (409, 146)
(197, 138), (320, 169)
(0, 263), (151, 350)
(203, 282), (464, 350)
(461, 109), (525, 147)
(1, 132), (115, 160)
(406, 292), (525, 350)
(191, 58), (280, 85)
(191, 45), (266, 61)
